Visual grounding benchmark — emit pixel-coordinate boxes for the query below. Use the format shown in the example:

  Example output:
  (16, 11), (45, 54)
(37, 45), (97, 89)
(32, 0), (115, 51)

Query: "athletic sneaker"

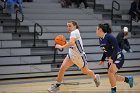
(94, 74), (101, 87)
(129, 49), (133, 52)
(127, 76), (134, 88)
(122, 49), (127, 53)
(48, 84), (60, 92)
(110, 90), (116, 93)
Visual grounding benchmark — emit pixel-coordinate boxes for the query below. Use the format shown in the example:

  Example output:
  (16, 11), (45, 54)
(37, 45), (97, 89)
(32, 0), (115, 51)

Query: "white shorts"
(67, 53), (87, 69)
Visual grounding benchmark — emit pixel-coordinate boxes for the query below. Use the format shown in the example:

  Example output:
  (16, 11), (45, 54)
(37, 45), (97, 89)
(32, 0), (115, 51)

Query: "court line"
(0, 72), (139, 85)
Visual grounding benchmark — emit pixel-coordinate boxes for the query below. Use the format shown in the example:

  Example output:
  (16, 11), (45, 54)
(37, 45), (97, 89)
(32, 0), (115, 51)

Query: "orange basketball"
(54, 35), (66, 46)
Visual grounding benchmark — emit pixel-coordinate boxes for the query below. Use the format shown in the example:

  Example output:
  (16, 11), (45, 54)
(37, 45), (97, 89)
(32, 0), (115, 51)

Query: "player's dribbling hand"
(55, 44), (63, 49)
(98, 61), (104, 65)
(107, 58), (113, 65)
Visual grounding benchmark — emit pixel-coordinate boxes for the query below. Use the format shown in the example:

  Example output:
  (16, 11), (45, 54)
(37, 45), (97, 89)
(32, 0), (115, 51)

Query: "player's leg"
(115, 73), (134, 88)
(48, 56), (74, 92)
(73, 54), (100, 87)
(115, 52), (134, 88)
(81, 65), (96, 79)
(81, 65), (101, 87)
(108, 63), (118, 93)
(115, 74), (125, 82)
(57, 56), (74, 82)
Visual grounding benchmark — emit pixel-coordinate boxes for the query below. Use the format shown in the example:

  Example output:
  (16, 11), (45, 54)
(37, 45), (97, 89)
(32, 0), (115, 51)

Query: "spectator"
(6, 0), (16, 14)
(6, 0), (23, 14)
(128, 0), (140, 22)
(60, 0), (72, 8)
(116, 27), (133, 53)
(71, 0), (88, 9)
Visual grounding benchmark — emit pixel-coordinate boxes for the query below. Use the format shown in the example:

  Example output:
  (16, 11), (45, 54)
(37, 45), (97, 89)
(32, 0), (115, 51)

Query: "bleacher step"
(31, 47), (54, 55)
(0, 19), (19, 26)
(94, 9), (111, 14)
(3, 26), (28, 33)
(12, 32), (35, 40)
(112, 20), (130, 25)
(41, 55), (65, 63)
(103, 14), (122, 20)
(23, 14), (99, 20)
(21, 39), (48, 47)
(21, 20), (111, 26)
(23, 3), (61, 9)
(23, 8), (90, 14)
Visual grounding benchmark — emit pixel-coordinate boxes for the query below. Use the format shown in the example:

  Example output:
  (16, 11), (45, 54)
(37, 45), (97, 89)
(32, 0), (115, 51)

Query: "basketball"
(54, 35), (66, 46)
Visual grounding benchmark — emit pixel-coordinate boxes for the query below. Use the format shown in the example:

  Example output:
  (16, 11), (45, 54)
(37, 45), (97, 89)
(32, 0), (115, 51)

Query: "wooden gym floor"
(0, 72), (140, 93)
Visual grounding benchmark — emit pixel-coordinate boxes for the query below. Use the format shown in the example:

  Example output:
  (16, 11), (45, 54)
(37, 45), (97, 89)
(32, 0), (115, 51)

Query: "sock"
(111, 87), (116, 92)
(56, 83), (61, 87)
(56, 81), (61, 87)
(124, 77), (129, 83)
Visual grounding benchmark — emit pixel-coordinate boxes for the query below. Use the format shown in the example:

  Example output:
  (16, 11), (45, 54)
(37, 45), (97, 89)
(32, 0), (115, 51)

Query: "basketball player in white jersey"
(48, 20), (101, 92)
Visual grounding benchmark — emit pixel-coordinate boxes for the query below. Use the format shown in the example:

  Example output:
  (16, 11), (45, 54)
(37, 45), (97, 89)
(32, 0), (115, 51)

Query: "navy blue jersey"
(99, 33), (121, 62)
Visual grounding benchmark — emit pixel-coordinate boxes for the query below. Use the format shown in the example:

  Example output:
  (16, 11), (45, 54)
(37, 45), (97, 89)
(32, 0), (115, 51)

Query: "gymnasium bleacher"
(0, 0), (140, 79)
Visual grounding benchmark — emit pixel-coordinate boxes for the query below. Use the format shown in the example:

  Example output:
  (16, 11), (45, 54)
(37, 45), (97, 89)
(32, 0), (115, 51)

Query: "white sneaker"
(129, 49), (133, 52)
(94, 74), (101, 87)
(48, 84), (60, 92)
(122, 49), (127, 53)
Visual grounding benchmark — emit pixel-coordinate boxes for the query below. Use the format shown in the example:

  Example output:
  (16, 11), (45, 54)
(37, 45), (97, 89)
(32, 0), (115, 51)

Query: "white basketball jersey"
(68, 29), (87, 68)
(69, 29), (84, 55)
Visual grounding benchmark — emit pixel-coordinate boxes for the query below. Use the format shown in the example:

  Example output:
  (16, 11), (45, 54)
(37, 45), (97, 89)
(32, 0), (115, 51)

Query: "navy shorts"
(108, 52), (124, 69)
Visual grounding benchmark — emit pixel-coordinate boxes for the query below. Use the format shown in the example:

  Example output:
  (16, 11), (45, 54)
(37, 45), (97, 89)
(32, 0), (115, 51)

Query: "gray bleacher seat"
(1, 41), (21, 48)
(0, 56), (41, 65)
(0, 33), (12, 40)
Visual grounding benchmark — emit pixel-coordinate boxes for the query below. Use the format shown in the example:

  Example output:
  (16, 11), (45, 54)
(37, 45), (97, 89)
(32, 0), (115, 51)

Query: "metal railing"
(53, 46), (64, 63)
(15, 10), (24, 33)
(111, 0), (120, 20)
(130, 15), (133, 33)
(129, 15), (138, 34)
(33, 23), (43, 47)
(53, 47), (57, 63)
(93, 0), (96, 10)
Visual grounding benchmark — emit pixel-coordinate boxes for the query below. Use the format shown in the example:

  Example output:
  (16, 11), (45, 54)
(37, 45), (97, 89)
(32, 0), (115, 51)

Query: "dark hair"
(98, 23), (112, 33)
(68, 20), (79, 29)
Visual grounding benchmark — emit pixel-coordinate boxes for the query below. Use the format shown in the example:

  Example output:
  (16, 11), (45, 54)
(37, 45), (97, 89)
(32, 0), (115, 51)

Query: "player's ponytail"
(68, 20), (79, 29)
